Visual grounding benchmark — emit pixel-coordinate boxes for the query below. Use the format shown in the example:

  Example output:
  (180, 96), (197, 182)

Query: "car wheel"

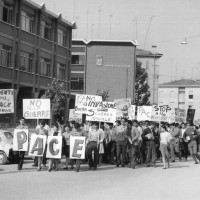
(0, 151), (7, 165)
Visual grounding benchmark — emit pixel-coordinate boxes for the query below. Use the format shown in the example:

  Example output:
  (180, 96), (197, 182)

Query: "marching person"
(15, 117), (28, 170)
(142, 121), (156, 167)
(183, 122), (200, 164)
(180, 123), (188, 160)
(115, 118), (127, 167)
(98, 124), (105, 166)
(126, 120), (133, 167)
(87, 122), (100, 170)
(159, 125), (172, 169)
(110, 121), (118, 164)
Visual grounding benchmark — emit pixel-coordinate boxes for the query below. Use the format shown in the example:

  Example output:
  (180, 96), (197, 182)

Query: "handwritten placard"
(151, 105), (172, 122)
(0, 89), (14, 113)
(137, 106), (152, 121)
(129, 105), (136, 120)
(23, 99), (50, 119)
(114, 98), (131, 119)
(175, 108), (186, 123)
(69, 109), (82, 123)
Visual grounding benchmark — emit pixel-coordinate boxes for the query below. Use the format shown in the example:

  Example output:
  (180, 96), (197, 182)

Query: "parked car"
(0, 130), (17, 164)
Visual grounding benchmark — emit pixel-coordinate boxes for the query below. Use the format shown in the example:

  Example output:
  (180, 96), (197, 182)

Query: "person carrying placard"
(15, 117), (28, 170)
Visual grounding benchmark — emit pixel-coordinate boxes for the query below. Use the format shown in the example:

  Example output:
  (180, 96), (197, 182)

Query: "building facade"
(158, 79), (200, 123)
(0, 0), (75, 126)
(70, 39), (137, 107)
(136, 49), (162, 105)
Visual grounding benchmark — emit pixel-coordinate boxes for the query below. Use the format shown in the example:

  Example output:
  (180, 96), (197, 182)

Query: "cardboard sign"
(129, 105), (136, 120)
(75, 94), (102, 114)
(23, 99), (50, 119)
(186, 109), (195, 124)
(0, 89), (14, 114)
(137, 106), (152, 121)
(69, 109), (82, 123)
(70, 136), (85, 159)
(175, 108), (186, 123)
(86, 102), (117, 123)
(46, 136), (62, 159)
(28, 135), (47, 157)
(151, 105), (172, 122)
(13, 129), (29, 151)
(114, 98), (131, 119)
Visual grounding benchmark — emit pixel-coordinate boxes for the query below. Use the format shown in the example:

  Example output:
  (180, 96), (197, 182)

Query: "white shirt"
(181, 128), (186, 138)
(137, 126), (143, 140)
(160, 131), (172, 145)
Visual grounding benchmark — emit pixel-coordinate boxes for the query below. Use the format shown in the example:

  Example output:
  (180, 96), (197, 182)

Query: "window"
(0, 44), (11, 67)
(40, 58), (50, 76)
(41, 21), (51, 40)
(71, 55), (84, 64)
(71, 78), (84, 90)
(0, 1), (13, 24)
(21, 10), (33, 33)
(189, 91), (193, 99)
(57, 29), (67, 46)
(20, 51), (33, 72)
(57, 63), (66, 80)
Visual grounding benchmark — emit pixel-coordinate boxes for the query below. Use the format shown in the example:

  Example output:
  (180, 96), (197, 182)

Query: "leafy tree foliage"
(134, 59), (150, 106)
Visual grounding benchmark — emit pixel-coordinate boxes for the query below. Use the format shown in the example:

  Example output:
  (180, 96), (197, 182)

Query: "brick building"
(0, 0), (75, 126)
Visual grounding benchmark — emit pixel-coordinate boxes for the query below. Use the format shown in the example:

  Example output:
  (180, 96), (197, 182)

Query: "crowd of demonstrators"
(13, 116), (200, 172)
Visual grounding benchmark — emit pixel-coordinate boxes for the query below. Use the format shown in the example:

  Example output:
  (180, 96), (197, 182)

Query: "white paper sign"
(74, 94), (102, 114)
(69, 109), (82, 123)
(0, 89), (14, 113)
(137, 106), (152, 121)
(114, 98), (131, 119)
(28, 135), (47, 157)
(129, 105), (136, 120)
(86, 102), (117, 123)
(151, 105), (172, 122)
(13, 129), (29, 151)
(46, 136), (62, 159)
(70, 136), (85, 159)
(23, 99), (51, 119)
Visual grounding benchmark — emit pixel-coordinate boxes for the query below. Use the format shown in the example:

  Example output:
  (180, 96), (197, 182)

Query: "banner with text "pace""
(13, 129), (29, 151)
(46, 136), (62, 159)
(70, 136), (85, 159)
(137, 106), (152, 121)
(23, 99), (51, 119)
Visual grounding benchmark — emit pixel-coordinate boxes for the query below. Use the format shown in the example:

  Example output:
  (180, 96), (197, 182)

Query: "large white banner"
(128, 105), (136, 120)
(13, 129), (29, 151)
(75, 94), (102, 115)
(69, 109), (82, 123)
(151, 105), (172, 122)
(137, 106), (152, 121)
(0, 89), (14, 113)
(23, 99), (51, 119)
(114, 98), (131, 119)
(46, 136), (62, 159)
(70, 136), (85, 159)
(28, 135), (47, 157)
(86, 102), (117, 123)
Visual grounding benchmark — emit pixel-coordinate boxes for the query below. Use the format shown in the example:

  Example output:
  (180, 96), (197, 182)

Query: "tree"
(134, 59), (151, 106)
(43, 79), (67, 123)
(96, 89), (110, 101)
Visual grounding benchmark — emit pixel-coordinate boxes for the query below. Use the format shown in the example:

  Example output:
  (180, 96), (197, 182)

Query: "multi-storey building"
(70, 39), (138, 107)
(0, 0), (75, 126)
(136, 49), (162, 105)
(158, 79), (200, 123)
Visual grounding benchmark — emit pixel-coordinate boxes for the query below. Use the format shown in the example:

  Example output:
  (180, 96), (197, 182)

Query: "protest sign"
(75, 94), (102, 115)
(69, 109), (82, 123)
(128, 105), (136, 120)
(137, 106), (152, 121)
(186, 109), (195, 124)
(70, 136), (85, 159)
(13, 129), (29, 151)
(0, 89), (14, 114)
(114, 98), (131, 119)
(23, 99), (50, 119)
(46, 136), (62, 159)
(151, 105), (172, 122)
(175, 108), (186, 123)
(86, 102), (117, 123)
(169, 108), (176, 123)
(28, 134), (47, 157)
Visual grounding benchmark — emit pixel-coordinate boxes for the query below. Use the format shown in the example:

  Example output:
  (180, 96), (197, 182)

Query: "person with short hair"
(159, 125), (172, 169)
(180, 123), (188, 160)
(15, 117), (28, 170)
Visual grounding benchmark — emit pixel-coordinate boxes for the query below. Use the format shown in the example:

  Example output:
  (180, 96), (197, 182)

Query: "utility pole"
(91, 24), (94, 39)
(109, 14), (113, 40)
(98, 6), (102, 39)
(86, 10), (89, 39)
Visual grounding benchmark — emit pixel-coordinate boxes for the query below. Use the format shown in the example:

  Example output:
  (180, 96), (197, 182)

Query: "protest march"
(1, 91), (200, 172)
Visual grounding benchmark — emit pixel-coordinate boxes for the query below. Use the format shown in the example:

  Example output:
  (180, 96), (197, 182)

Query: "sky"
(34, 0), (200, 83)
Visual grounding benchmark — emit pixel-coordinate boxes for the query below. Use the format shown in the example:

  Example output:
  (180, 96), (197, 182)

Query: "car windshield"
(4, 132), (13, 139)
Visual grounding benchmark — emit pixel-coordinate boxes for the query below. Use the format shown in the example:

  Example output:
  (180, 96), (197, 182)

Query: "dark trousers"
(110, 141), (116, 164)
(87, 141), (99, 168)
(146, 141), (156, 165)
(116, 141), (126, 165)
(180, 140), (188, 159)
(17, 151), (25, 170)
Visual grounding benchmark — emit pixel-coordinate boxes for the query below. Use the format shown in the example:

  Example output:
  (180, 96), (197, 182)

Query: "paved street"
(0, 157), (200, 200)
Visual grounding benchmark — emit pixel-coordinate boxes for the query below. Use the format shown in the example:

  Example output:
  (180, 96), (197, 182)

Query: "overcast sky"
(34, 0), (200, 83)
